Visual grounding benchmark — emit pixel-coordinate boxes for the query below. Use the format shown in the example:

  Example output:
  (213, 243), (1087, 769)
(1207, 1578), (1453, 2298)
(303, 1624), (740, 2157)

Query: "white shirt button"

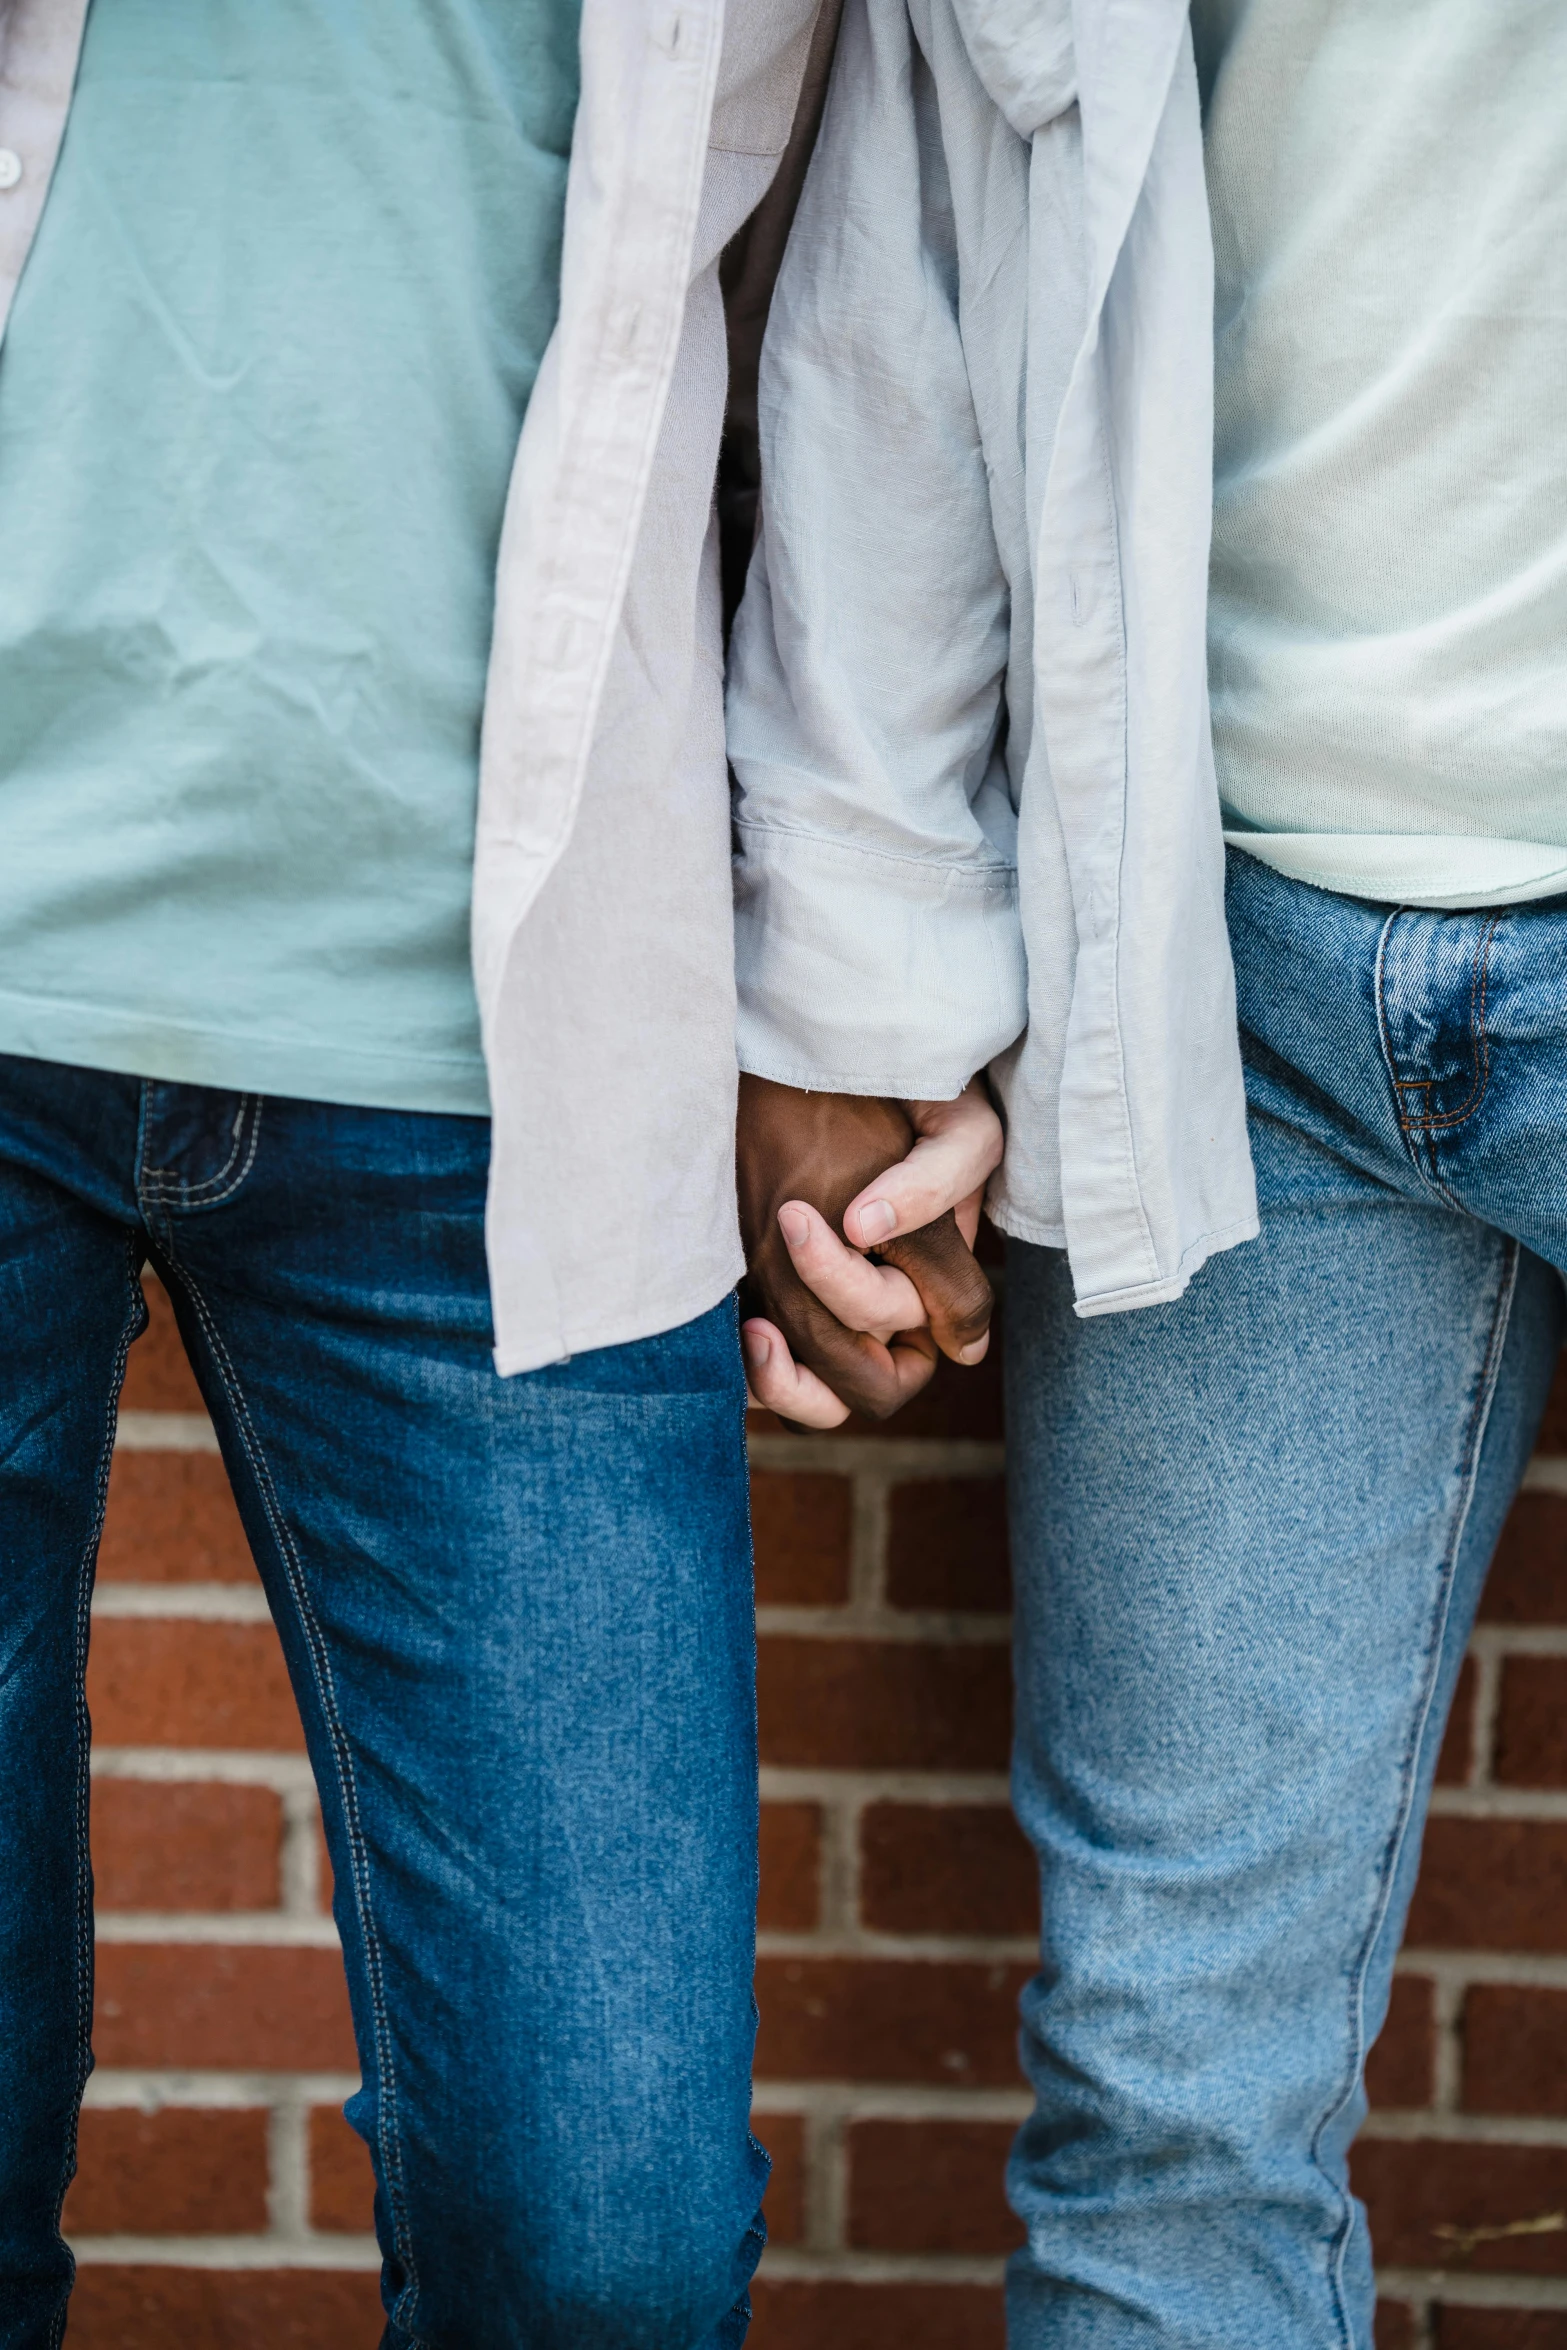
(0, 150), (23, 192)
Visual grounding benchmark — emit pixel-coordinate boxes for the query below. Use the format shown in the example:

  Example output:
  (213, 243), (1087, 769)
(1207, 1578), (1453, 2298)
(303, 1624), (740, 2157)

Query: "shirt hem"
(1069, 1214), (1260, 1318)
(0, 988), (491, 1117)
(491, 1247), (745, 1378)
(984, 1204), (1067, 1250)
(1225, 834), (1567, 912)
(735, 1045), (970, 1104)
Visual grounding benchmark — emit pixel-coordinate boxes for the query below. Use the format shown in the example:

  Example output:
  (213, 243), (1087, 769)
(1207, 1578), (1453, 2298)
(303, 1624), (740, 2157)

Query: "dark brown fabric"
(718, 0), (846, 628)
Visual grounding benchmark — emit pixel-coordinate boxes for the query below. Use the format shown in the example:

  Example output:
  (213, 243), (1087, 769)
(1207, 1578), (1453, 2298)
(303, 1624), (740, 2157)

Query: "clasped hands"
(737, 1073), (1004, 1428)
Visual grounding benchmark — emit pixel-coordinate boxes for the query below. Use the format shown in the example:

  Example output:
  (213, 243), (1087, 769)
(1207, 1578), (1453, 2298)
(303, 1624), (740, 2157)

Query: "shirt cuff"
(733, 823), (1027, 1100)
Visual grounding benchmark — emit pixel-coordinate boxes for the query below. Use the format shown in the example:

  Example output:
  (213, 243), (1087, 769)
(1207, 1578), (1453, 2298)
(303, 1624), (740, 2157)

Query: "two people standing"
(0, 2), (1562, 2345)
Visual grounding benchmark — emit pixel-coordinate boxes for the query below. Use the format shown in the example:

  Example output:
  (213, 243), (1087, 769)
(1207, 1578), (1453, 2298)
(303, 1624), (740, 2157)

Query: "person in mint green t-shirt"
(0, 7), (841, 2344)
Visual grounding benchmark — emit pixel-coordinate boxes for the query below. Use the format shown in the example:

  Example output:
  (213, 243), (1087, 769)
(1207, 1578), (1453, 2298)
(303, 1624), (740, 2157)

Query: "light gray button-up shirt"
(727, 0), (1260, 1317)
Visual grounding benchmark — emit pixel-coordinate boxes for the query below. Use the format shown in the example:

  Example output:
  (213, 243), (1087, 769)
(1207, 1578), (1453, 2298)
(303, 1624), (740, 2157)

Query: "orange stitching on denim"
(1392, 915), (1499, 1134)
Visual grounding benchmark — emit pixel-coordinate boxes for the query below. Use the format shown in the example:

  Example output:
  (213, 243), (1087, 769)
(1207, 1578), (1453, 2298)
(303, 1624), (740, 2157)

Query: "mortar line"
(93, 1913), (340, 1947)
(1429, 1970), (1465, 2114)
(757, 1929), (1035, 1962)
(1468, 1645), (1503, 1788)
(92, 1582), (270, 1623)
(280, 1783), (324, 1918)
(849, 1472), (890, 1614)
(67, 2235), (382, 2271)
(815, 1791), (863, 1939)
(82, 2071), (360, 2109)
(756, 1606), (1011, 1644)
(267, 2098), (311, 2241)
(92, 1749), (319, 1792)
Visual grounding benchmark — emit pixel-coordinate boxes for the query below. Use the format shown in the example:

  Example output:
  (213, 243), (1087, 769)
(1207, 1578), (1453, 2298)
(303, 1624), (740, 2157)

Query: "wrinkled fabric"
(1195, 0), (1567, 910)
(0, 1055), (764, 2350)
(0, 0), (824, 1374)
(727, 0), (1259, 1318)
(0, 0), (580, 1115)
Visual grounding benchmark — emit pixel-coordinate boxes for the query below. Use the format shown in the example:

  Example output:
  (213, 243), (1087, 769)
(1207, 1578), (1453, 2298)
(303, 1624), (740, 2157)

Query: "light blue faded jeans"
(1003, 850), (1567, 2348)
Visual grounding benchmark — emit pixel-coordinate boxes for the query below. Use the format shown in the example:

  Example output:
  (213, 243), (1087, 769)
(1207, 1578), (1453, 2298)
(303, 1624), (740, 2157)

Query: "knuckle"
(950, 1284), (994, 1345)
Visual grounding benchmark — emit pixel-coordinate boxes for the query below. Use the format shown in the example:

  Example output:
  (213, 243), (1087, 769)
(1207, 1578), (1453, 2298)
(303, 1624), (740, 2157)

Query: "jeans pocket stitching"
(138, 1096), (265, 1214)
(1375, 911), (1480, 1210)
(1386, 916), (1500, 1137)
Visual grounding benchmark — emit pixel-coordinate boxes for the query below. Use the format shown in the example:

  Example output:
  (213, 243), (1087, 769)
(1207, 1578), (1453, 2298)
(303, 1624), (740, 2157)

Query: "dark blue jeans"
(0, 1058), (766, 2350)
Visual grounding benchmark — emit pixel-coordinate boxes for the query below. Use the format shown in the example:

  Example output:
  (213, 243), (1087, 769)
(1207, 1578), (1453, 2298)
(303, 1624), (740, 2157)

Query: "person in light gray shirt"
(731, 2), (1567, 2341)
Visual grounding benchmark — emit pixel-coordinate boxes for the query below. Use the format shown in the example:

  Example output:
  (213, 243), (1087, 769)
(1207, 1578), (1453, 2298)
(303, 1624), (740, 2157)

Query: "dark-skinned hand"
(737, 1073), (1003, 1425)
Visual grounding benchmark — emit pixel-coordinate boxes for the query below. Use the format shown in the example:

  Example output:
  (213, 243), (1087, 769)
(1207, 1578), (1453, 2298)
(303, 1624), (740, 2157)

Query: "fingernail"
(958, 1336), (989, 1365)
(857, 1198), (896, 1243)
(778, 1205), (810, 1248)
(742, 1326), (771, 1367)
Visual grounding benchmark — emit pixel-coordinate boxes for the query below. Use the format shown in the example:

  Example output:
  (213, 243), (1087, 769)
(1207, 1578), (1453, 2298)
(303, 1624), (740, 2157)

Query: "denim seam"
(1373, 915), (1465, 1212)
(1313, 1234), (1519, 2348)
(1380, 915), (1499, 1136)
(138, 1093), (264, 1210)
(47, 1245), (147, 2350)
(157, 1255), (430, 2349)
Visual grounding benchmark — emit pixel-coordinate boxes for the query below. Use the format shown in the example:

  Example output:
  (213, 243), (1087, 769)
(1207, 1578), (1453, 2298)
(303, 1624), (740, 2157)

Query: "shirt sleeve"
(724, 0), (1027, 1104)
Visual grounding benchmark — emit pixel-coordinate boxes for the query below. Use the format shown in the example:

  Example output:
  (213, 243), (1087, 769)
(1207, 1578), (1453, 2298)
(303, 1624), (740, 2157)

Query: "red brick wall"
(65, 1276), (1567, 2348)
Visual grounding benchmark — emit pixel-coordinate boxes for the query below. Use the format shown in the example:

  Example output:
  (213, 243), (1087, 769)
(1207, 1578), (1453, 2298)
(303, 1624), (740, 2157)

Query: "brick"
(87, 1619), (303, 1750)
(750, 1471), (851, 1606)
(886, 1477), (1010, 1614)
(1366, 1974), (1436, 2111)
(1435, 1655), (1476, 1786)
(1481, 1495), (1567, 1624)
(310, 2106), (377, 2232)
(1406, 1820), (1567, 1952)
(120, 1276), (206, 1413)
(95, 1945), (356, 2069)
(92, 1780), (282, 1911)
(758, 1637), (1011, 1772)
(1536, 1350), (1567, 1454)
(1495, 1657), (1567, 1786)
(67, 2269), (384, 2350)
(1353, 2138), (1567, 2273)
(759, 1802), (821, 1934)
(749, 2280), (1003, 2350)
(890, 1328), (1004, 1441)
(99, 1452), (256, 1584)
(755, 1957), (1029, 2087)
(1377, 2307), (1419, 2350)
(1464, 1986), (1567, 2116)
(65, 2107), (269, 2234)
(754, 2110), (805, 2246)
(1437, 2317), (1567, 2348)
(860, 1802), (1034, 1938)
(847, 2117), (1021, 2254)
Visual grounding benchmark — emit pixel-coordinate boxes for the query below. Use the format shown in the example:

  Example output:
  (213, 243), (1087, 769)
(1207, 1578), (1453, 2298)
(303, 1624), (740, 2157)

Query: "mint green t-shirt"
(0, 0), (580, 1112)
